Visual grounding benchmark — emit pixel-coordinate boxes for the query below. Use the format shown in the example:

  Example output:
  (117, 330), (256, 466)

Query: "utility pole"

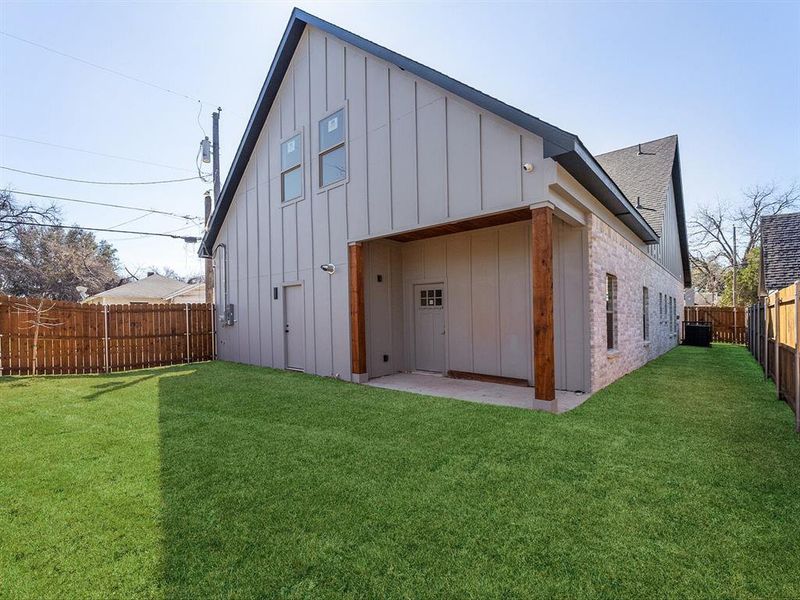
(204, 190), (213, 303)
(201, 107), (221, 304)
(212, 107), (221, 202)
(732, 225), (738, 334)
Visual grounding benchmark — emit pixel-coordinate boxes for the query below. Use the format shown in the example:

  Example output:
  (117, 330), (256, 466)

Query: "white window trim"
(316, 103), (349, 194)
(280, 128), (305, 206)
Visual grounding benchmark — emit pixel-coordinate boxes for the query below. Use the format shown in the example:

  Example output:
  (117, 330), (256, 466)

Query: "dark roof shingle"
(594, 135), (678, 237)
(761, 212), (800, 292)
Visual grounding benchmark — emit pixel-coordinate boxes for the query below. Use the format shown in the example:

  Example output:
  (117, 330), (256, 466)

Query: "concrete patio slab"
(365, 372), (591, 413)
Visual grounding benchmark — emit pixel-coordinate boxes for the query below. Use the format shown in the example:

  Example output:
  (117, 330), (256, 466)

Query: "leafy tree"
(0, 191), (121, 300)
(719, 247), (760, 307)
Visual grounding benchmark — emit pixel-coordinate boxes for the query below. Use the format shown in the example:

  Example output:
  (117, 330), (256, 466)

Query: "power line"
(109, 222), (200, 242)
(1, 165), (206, 186)
(0, 133), (194, 173)
(11, 190), (201, 222)
(12, 221), (200, 241)
(0, 30), (219, 107)
(107, 213), (151, 230)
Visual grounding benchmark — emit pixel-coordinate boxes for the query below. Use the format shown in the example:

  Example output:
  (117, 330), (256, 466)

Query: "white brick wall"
(587, 214), (684, 392)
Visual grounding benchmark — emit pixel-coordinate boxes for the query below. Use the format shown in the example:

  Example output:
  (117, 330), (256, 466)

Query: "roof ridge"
(595, 134), (678, 158)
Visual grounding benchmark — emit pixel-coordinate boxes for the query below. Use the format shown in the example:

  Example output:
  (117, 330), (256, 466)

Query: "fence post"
(764, 296), (769, 378)
(211, 303), (216, 360)
(185, 304), (191, 364)
(103, 304), (109, 373)
(795, 282), (799, 432)
(775, 292), (781, 400)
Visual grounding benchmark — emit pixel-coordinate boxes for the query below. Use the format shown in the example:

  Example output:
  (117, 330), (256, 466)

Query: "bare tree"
(13, 298), (64, 375)
(690, 182), (799, 271)
(0, 189), (58, 251)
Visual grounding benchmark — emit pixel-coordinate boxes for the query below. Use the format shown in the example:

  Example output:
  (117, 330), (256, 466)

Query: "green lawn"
(1, 345), (799, 599)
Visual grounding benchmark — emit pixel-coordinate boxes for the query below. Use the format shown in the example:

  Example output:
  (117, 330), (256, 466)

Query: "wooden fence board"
(0, 295), (214, 376)
(684, 306), (746, 344)
(746, 283), (800, 432)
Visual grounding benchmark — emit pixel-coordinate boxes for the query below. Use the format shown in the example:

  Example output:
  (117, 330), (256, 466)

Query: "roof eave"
(548, 140), (660, 244)
(671, 141), (692, 287)
(200, 10), (307, 257)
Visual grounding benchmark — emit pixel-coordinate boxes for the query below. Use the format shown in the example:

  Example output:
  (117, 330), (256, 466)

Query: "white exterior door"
(414, 284), (445, 373)
(284, 284), (305, 371)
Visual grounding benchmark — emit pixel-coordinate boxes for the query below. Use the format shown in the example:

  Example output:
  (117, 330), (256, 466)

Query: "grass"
(1, 345), (799, 599)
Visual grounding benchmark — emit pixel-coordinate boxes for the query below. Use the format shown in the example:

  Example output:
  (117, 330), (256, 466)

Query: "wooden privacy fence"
(745, 282), (800, 432)
(0, 295), (215, 376)
(683, 306), (747, 344)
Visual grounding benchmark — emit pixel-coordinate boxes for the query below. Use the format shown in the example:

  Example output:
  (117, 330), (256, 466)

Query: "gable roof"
(200, 8), (660, 257)
(761, 212), (800, 292)
(595, 135), (691, 286)
(84, 273), (190, 302)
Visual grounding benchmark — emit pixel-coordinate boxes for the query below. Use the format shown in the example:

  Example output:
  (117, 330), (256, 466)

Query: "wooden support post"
(348, 242), (367, 381)
(531, 205), (555, 402)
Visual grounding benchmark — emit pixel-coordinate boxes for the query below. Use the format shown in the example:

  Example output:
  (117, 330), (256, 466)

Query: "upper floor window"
(606, 274), (618, 351)
(281, 133), (303, 203)
(643, 287), (650, 341)
(319, 108), (346, 188)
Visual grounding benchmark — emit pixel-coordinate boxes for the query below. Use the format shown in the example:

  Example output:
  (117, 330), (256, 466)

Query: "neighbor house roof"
(761, 212), (800, 293)
(200, 7), (660, 257)
(83, 274), (192, 304)
(595, 135), (691, 286)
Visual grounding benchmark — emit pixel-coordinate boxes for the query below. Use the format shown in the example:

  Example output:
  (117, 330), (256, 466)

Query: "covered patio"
(366, 371), (591, 413)
(348, 201), (591, 407)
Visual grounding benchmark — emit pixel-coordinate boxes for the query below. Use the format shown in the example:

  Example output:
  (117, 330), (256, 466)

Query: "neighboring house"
(760, 212), (800, 296)
(83, 273), (205, 305)
(684, 288), (717, 307)
(200, 9), (690, 402)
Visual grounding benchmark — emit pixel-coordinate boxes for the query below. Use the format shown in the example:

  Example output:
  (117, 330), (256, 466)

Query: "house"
(82, 273), (205, 305)
(759, 212), (800, 296)
(199, 9), (690, 406)
(684, 288), (718, 307)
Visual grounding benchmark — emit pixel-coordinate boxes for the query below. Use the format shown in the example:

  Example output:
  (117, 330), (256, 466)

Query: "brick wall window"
(606, 274), (618, 350)
(643, 287), (650, 341)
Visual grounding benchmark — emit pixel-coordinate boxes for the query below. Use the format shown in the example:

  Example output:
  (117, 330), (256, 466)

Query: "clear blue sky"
(1, 1), (798, 277)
